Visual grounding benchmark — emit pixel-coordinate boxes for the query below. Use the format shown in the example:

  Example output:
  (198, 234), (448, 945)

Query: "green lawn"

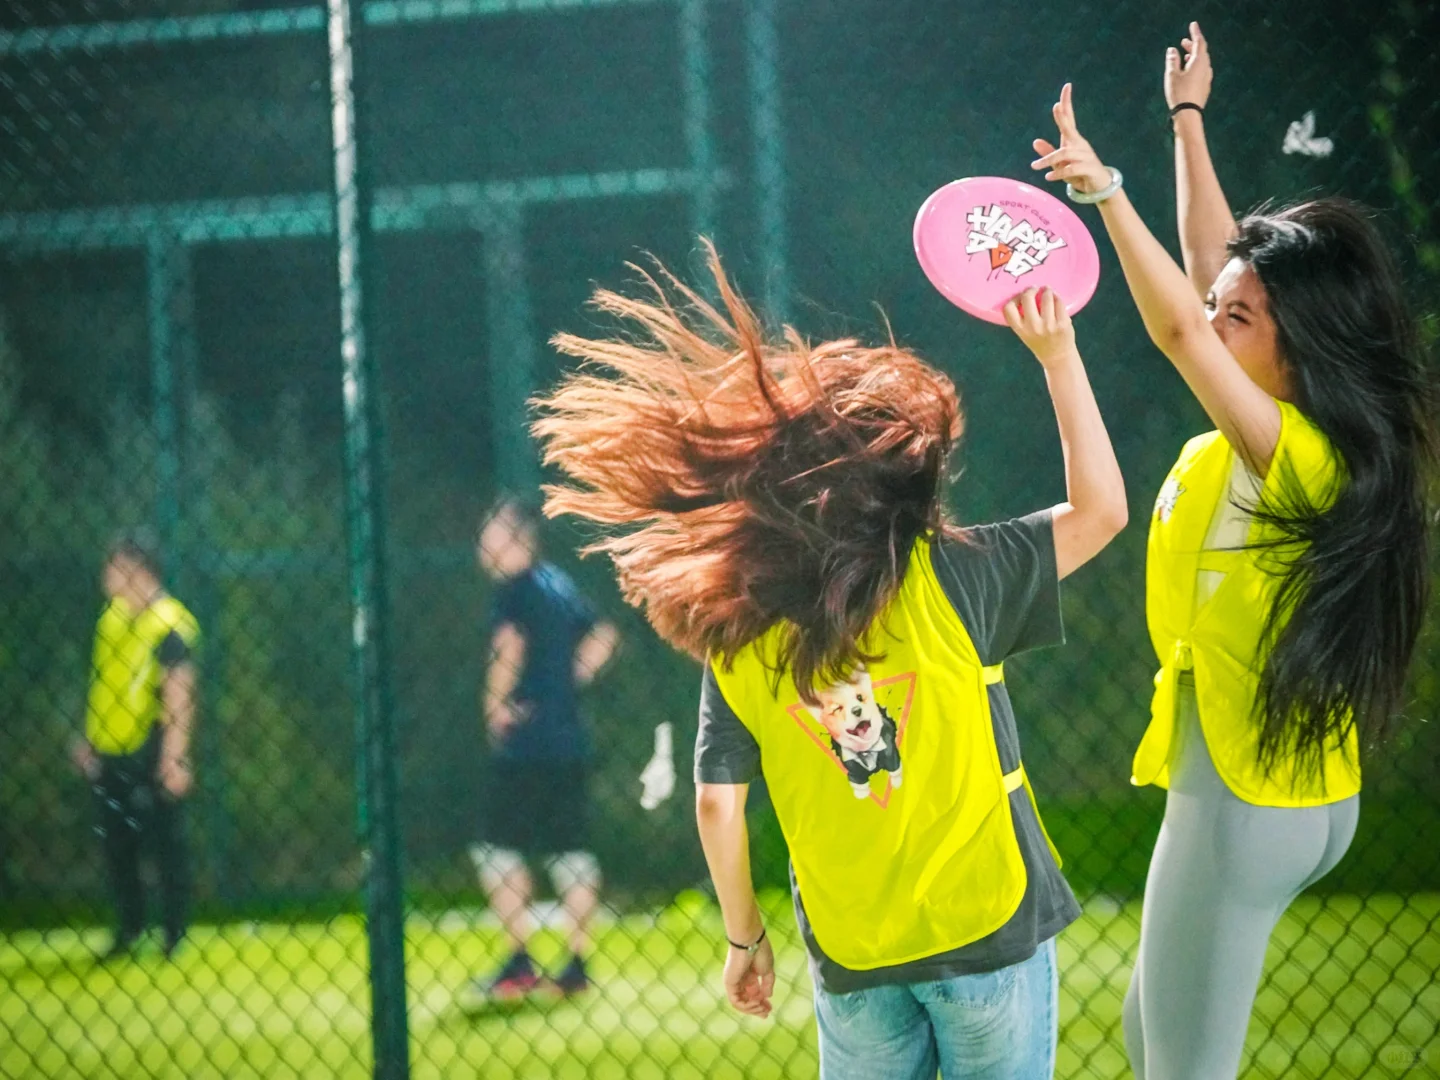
(2, 893), (1436, 1079)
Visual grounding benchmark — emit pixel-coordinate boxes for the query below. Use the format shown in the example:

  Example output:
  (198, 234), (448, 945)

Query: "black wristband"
(727, 926), (766, 952)
(1169, 102), (1205, 120)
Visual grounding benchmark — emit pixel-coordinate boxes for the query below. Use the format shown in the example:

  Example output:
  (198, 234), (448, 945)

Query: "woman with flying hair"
(1030, 25), (1437, 1078)
(532, 243), (1128, 1077)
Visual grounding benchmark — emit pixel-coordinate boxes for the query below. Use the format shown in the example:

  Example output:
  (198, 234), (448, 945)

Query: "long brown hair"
(532, 242), (963, 701)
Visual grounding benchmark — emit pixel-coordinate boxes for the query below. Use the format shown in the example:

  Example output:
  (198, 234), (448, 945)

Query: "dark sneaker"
(548, 954), (590, 997)
(481, 949), (541, 1003)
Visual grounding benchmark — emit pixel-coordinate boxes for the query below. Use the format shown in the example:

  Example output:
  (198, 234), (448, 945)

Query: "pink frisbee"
(914, 176), (1100, 325)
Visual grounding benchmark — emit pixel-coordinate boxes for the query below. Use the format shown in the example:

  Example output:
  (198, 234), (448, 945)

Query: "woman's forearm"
(1174, 111), (1237, 295)
(1045, 349), (1128, 578)
(1096, 188), (1281, 470)
(696, 784), (763, 943)
(1048, 351), (1125, 518)
(161, 662), (196, 764)
(1097, 189), (1210, 351)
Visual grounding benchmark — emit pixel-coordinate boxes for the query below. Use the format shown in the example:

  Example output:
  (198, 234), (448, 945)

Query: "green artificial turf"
(2, 891), (1435, 1079)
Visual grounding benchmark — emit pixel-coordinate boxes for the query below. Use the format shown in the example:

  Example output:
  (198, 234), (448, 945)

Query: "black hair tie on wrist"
(1170, 102), (1205, 119)
(727, 926), (766, 953)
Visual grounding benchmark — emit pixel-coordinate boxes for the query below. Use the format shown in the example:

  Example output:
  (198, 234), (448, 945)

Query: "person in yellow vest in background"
(531, 243), (1129, 1078)
(71, 529), (201, 961)
(1030, 33), (1436, 1079)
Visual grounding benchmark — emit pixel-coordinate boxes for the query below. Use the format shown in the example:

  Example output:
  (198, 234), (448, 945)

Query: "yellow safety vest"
(712, 537), (1052, 970)
(1135, 400), (1360, 806)
(86, 595), (200, 756)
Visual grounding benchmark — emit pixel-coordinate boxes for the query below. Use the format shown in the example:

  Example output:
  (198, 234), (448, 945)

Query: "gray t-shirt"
(694, 510), (1080, 994)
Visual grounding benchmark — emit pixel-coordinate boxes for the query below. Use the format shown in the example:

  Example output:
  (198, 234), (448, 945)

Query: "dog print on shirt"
(807, 667), (904, 799)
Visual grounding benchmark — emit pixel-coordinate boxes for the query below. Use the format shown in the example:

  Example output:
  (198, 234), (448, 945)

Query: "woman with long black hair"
(1031, 24), (1436, 1078)
(531, 245), (1128, 1076)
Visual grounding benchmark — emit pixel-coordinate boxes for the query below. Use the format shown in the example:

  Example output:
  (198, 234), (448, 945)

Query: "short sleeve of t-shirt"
(556, 578), (598, 638)
(488, 565), (597, 640)
(929, 510), (1064, 665)
(694, 665), (761, 785)
(489, 575), (525, 632)
(156, 630), (190, 668)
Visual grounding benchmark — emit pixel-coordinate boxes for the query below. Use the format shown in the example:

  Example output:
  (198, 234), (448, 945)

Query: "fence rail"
(0, 0), (1435, 1077)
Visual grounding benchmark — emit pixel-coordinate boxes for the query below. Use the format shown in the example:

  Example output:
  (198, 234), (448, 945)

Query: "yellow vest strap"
(1002, 764), (1026, 794)
(982, 663), (1005, 685)
(1000, 764), (1063, 867)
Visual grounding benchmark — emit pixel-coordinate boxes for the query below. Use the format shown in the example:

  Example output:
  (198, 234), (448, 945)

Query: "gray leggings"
(1122, 679), (1358, 1079)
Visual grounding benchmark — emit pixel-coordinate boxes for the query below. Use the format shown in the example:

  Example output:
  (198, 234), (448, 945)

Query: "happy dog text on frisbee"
(965, 203), (1068, 278)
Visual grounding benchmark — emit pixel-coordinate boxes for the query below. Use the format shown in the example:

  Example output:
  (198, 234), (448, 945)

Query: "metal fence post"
(744, 0), (790, 327)
(483, 201), (541, 496)
(326, 0), (411, 1076)
(145, 233), (183, 565)
(680, 0), (717, 244)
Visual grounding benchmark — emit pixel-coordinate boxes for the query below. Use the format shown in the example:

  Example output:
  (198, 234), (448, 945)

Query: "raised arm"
(1166, 22), (1237, 295)
(1003, 287), (1128, 580)
(1032, 84), (1281, 475)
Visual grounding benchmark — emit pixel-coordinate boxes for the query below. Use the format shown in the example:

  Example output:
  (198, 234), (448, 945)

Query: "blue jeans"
(813, 939), (1058, 1080)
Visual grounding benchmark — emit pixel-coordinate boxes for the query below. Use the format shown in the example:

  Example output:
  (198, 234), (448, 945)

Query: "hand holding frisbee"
(913, 175), (1100, 325)
(915, 84), (1118, 325)
(1004, 286), (1076, 369)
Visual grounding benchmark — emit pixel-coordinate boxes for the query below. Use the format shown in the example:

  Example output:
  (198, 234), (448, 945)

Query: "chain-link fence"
(1, 0), (1436, 1077)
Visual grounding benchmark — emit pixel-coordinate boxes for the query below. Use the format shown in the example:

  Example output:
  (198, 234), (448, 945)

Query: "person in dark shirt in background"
(466, 498), (619, 1003)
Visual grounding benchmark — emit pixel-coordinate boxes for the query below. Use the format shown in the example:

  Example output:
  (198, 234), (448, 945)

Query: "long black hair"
(1232, 198), (1437, 779)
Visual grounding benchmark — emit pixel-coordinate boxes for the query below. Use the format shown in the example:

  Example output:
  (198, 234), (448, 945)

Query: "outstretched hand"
(1164, 21), (1212, 110)
(1030, 83), (1111, 197)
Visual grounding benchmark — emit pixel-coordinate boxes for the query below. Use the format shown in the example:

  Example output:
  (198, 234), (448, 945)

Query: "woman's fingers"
(1030, 146), (1073, 169)
(1002, 298), (1023, 333)
(1004, 292), (1043, 338)
(1039, 153), (1097, 182)
(1021, 287), (1043, 330)
(1054, 82), (1081, 139)
(1166, 46), (1181, 73)
(1033, 137), (1057, 156)
(1019, 292), (1042, 329)
(1034, 146), (1094, 171)
(729, 984), (765, 1016)
(1046, 286), (1070, 327)
(1192, 21), (1206, 53)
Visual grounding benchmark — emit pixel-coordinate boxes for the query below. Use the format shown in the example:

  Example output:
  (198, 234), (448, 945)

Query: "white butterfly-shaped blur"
(638, 721), (676, 811)
(1283, 110), (1334, 158)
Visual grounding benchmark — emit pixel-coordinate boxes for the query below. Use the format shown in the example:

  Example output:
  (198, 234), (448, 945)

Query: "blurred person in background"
(531, 245), (1128, 1079)
(466, 497), (619, 1004)
(1029, 26), (1436, 1078)
(71, 528), (200, 961)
